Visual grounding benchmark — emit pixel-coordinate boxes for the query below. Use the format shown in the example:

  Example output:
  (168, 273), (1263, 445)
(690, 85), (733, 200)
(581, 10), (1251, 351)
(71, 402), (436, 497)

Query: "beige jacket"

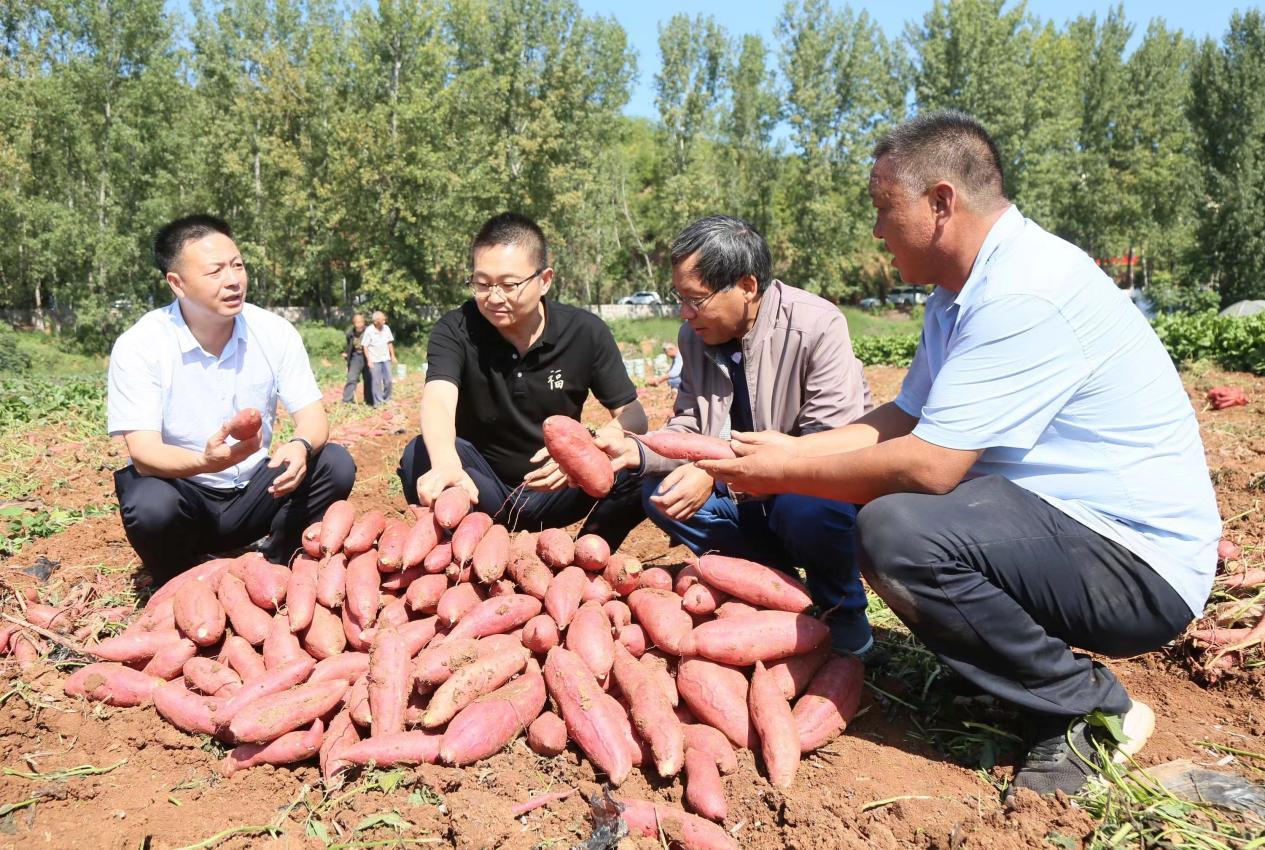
(643, 279), (873, 476)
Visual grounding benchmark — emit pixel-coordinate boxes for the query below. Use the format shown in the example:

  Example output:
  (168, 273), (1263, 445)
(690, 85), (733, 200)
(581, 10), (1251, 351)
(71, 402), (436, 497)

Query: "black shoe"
(1006, 714), (1100, 799)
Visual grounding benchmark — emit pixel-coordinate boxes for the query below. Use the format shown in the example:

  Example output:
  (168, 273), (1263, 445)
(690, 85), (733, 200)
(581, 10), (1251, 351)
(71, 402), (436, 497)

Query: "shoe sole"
(1113, 700), (1155, 763)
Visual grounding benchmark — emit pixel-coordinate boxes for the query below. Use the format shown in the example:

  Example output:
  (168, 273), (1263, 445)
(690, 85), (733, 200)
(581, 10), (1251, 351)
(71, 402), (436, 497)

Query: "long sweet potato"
(286, 556), (319, 633)
(218, 573), (272, 646)
(616, 797), (739, 850)
(228, 678), (347, 744)
(637, 431), (736, 462)
(682, 724), (737, 775)
(320, 709), (360, 783)
(445, 594), (542, 643)
(612, 642), (684, 777)
(263, 614), (307, 671)
(545, 566), (587, 628)
(88, 629), (183, 664)
(341, 603), (370, 651)
(421, 644), (530, 727)
(142, 638), (198, 680)
(765, 645), (831, 701)
(676, 657), (754, 749)
(792, 655), (864, 752)
(64, 662), (162, 706)
(640, 649), (680, 707)
(471, 524), (511, 583)
(184, 657), (243, 697)
(339, 730), (443, 766)
(628, 588), (695, 656)
(153, 680), (225, 735)
(368, 625), (411, 737)
(691, 611), (828, 666)
(315, 553), (348, 608)
(436, 582), (483, 628)
(507, 549), (552, 599)
(439, 668), (546, 765)
(173, 578), (227, 647)
(376, 518), (411, 571)
(319, 500), (356, 554)
(433, 486), (473, 530)
(542, 415), (612, 498)
(221, 634), (267, 682)
(696, 553), (812, 613)
(451, 511), (494, 566)
(343, 510), (386, 556)
(567, 601), (615, 680)
(537, 528), (575, 569)
(543, 647), (632, 785)
(527, 710), (568, 756)
(380, 564), (424, 592)
(309, 652), (370, 686)
(241, 557), (289, 612)
(216, 655), (316, 729)
(347, 674), (371, 726)
(301, 604), (347, 660)
(344, 550), (382, 627)
(401, 509), (440, 568)
(749, 660), (798, 788)
(683, 747), (727, 822)
(573, 534), (610, 572)
(412, 633), (520, 688)
(222, 719), (322, 776)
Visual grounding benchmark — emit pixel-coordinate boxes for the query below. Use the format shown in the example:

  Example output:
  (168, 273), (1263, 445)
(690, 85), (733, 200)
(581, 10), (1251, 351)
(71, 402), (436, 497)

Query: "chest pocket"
(236, 377), (277, 419)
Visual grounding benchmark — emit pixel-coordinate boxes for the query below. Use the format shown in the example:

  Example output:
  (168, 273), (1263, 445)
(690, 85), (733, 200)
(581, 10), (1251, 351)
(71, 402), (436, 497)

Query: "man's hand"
(416, 463), (479, 507)
(593, 428), (641, 475)
(199, 420), (263, 474)
(696, 445), (795, 499)
(730, 430), (797, 454)
(267, 440), (309, 498)
(523, 447), (570, 492)
(648, 463), (714, 521)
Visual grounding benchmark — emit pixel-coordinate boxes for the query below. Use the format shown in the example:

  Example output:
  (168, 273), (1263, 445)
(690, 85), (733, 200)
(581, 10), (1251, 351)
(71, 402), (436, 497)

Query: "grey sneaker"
(1006, 701), (1155, 799)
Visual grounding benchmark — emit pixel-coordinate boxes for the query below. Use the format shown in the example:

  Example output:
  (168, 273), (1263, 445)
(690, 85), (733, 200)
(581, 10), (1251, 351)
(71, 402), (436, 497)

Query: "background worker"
(341, 312), (373, 404)
(362, 310), (397, 404)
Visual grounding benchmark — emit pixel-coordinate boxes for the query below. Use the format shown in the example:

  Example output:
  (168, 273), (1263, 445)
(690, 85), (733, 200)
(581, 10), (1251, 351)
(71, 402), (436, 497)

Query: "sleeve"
(589, 317), (637, 410)
(425, 314), (466, 387)
(912, 295), (1090, 451)
(277, 322), (323, 414)
(797, 311), (866, 434)
(667, 353), (683, 381)
(384, 326), (395, 344)
(107, 332), (164, 435)
(344, 328), (354, 356)
(893, 330), (934, 418)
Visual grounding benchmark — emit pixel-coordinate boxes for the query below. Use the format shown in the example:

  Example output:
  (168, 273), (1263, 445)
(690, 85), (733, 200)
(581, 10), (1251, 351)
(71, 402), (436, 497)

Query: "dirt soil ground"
(1, 363), (1262, 849)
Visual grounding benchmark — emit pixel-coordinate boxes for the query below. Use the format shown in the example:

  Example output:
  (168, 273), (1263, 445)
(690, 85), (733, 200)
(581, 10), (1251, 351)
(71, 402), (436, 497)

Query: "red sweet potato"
(618, 624), (648, 657)
(604, 554), (643, 596)
(604, 599), (632, 628)
(216, 655), (316, 730)
(153, 680), (224, 735)
(616, 798), (739, 850)
(342, 604), (370, 652)
(749, 660), (798, 788)
(543, 646), (632, 785)
(471, 523), (511, 583)
(319, 500), (356, 554)
(302, 522), (322, 558)
(377, 596), (410, 631)
(537, 528), (575, 569)
(573, 534), (611, 572)
(344, 551), (382, 627)
(402, 509), (440, 568)
(683, 723), (738, 775)
(640, 649), (680, 707)
(227, 407), (262, 440)
(765, 645), (831, 700)
(64, 662), (162, 706)
(343, 510), (387, 556)
(301, 604), (347, 660)
(315, 553), (347, 609)
(142, 638), (198, 680)
(405, 574), (449, 614)
(451, 512), (494, 567)
(507, 549), (552, 599)
(412, 633), (520, 687)
(567, 600), (615, 680)
(436, 582), (483, 628)
(543, 415), (613, 498)
(222, 718), (323, 776)
(545, 566), (587, 628)
(434, 486), (473, 530)
(380, 564), (424, 592)
(445, 594), (542, 643)
(638, 567), (674, 591)
(421, 643), (530, 728)
(228, 678), (346, 744)
(347, 674), (371, 726)
(522, 614), (561, 653)
(339, 730), (443, 766)
(683, 746), (727, 821)
(221, 634), (267, 682)
(612, 642), (684, 777)
(637, 431), (735, 462)
(286, 556), (319, 633)
(243, 557), (289, 611)
(691, 611), (829, 665)
(320, 709), (360, 783)
(714, 600), (758, 620)
(683, 582), (727, 616)
(583, 575), (617, 604)
(439, 668), (546, 765)
(376, 518), (411, 571)
(309, 652), (370, 686)
(423, 541), (454, 574)
(527, 710), (568, 756)
(88, 629), (183, 663)
(173, 580), (226, 648)
(676, 656), (754, 750)
(628, 588), (696, 656)
(184, 657), (243, 697)
(368, 625), (411, 737)
(696, 553), (812, 613)
(792, 655), (864, 752)
(263, 614), (307, 670)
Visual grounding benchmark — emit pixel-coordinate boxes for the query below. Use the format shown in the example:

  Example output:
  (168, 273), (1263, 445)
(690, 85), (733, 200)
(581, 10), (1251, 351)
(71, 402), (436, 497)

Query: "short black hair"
(153, 214), (234, 275)
(670, 215), (772, 294)
(470, 212), (548, 270)
(872, 111), (1007, 207)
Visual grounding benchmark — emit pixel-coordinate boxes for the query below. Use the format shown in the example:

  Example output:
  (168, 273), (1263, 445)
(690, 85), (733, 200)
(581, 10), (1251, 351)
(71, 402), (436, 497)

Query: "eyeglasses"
(667, 286), (729, 312)
(468, 269), (545, 297)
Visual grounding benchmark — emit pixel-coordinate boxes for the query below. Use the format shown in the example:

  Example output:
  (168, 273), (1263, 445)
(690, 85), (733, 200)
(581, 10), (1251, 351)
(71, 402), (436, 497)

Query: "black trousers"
(856, 475), (1193, 718)
(342, 350), (373, 404)
(396, 435), (644, 550)
(114, 444), (356, 586)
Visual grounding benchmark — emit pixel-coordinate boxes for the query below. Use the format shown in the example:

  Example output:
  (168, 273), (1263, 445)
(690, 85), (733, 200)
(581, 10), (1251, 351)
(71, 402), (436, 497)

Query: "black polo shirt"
(425, 300), (637, 484)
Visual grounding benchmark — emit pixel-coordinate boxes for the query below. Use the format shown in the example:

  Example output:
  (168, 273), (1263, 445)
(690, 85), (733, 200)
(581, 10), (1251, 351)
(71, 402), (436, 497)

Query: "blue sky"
(578, 1), (1249, 119)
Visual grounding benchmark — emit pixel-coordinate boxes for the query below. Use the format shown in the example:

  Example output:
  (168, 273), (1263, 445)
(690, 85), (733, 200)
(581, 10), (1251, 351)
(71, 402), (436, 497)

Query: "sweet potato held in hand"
(542, 415), (613, 498)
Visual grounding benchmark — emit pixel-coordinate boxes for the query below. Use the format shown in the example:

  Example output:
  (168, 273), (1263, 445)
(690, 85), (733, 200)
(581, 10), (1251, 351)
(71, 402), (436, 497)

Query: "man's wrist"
(288, 437), (314, 462)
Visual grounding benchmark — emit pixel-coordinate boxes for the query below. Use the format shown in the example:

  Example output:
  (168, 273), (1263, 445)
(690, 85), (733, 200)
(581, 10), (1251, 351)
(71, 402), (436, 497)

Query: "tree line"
(1, 0), (1263, 348)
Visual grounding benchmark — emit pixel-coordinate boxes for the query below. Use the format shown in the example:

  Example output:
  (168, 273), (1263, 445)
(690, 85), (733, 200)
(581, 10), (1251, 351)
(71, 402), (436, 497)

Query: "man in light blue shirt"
(108, 214), (355, 585)
(699, 112), (1220, 798)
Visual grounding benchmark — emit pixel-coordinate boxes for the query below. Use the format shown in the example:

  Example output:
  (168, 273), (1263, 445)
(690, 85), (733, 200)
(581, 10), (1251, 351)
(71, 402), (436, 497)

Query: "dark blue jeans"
(641, 476), (871, 653)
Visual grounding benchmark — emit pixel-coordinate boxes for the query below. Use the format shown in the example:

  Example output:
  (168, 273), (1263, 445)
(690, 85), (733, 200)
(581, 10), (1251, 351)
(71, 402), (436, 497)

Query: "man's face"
(168, 233), (247, 320)
(373, 314), (385, 329)
(672, 253), (756, 346)
(470, 243), (552, 332)
(353, 315), (366, 332)
(869, 156), (939, 286)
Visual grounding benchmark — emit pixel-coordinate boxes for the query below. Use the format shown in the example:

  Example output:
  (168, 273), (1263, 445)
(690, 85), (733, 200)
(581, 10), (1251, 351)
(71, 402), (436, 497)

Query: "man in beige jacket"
(600, 215), (875, 655)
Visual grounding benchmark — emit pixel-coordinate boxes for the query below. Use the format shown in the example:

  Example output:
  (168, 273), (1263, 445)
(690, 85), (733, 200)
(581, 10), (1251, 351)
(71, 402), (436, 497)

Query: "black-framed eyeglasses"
(667, 286), (729, 312)
(468, 268), (546, 297)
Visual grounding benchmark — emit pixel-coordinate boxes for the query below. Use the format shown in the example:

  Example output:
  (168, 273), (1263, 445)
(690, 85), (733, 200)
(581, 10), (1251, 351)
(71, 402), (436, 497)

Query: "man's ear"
(537, 267), (554, 298)
(166, 270), (185, 299)
(930, 181), (956, 221)
(739, 274), (760, 301)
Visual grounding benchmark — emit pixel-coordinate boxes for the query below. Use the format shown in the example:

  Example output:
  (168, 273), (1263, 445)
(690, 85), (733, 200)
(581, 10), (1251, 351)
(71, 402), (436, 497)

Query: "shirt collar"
(168, 300), (247, 358)
(952, 204), (1024, 311)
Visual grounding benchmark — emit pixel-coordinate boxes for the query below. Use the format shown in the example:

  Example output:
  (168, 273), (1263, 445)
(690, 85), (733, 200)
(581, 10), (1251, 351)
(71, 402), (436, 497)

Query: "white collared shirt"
(107, 301), (322, 489)
(895, 205), (1222, 615)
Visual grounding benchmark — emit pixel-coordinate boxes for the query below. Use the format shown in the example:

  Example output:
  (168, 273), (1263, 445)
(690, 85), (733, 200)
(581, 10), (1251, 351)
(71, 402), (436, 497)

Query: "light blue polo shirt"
(895, 206), (1221, 615)
(107, 301), (322, 490)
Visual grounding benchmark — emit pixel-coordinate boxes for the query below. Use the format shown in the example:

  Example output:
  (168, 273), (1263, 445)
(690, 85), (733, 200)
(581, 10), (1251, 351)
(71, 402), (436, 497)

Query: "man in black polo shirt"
(396, 212), (649, 547)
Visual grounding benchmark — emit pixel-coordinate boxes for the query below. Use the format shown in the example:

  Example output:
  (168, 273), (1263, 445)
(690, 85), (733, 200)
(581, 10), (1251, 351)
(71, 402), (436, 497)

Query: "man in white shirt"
(108, 214), (356, 585)
(646, 341), (683, 389)
(362, 310), (397, 404)
(699, 112), (1220, 798)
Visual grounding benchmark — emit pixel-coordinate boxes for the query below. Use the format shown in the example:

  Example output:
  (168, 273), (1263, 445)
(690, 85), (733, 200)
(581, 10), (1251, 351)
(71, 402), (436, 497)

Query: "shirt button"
(511, 353), (518, 359)
(517, 372), (523, 378)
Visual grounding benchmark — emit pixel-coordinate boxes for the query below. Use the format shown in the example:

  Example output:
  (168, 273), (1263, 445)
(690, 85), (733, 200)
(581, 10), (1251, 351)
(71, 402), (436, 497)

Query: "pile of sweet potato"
(1187, 537), (1265, 679)
(54, 491), (862, 848)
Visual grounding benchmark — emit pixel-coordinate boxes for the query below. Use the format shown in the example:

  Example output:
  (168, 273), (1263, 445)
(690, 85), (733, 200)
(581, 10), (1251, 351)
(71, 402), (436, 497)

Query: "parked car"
(859, 296), (884, 310)
(618, 291), (663, 305)
(888, 286), (928, 307)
